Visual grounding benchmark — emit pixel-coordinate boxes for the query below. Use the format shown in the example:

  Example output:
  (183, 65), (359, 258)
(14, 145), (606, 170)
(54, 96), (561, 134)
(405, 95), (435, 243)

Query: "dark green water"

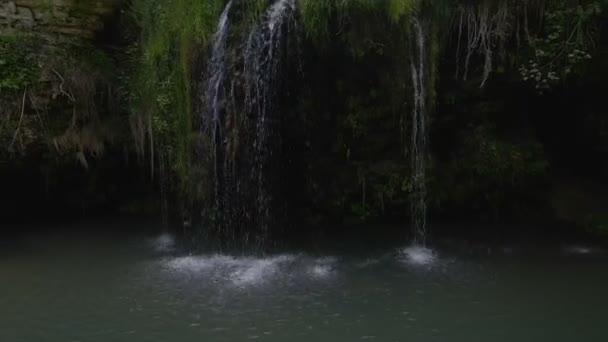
(1, 222), (608, 341)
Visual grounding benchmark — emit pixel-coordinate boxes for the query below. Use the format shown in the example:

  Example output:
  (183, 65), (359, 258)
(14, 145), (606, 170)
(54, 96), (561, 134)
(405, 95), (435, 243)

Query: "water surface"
(1, 222), (607, 341)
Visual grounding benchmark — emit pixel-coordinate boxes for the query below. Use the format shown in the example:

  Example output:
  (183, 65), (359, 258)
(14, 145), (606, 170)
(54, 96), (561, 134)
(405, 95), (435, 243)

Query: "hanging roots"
(453, 1), (515, 87)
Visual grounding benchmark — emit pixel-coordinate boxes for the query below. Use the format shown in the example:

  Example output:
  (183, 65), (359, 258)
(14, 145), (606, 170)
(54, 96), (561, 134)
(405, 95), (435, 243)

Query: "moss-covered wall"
(0, 0), (140, 219)
(0, 0), (126, 160)
(0, 0), (121, 42)
(1, 0), (606, 233)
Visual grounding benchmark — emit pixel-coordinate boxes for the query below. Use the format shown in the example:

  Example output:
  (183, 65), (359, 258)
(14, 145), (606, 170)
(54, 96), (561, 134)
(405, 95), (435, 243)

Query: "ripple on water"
(356, 258), (382, 269)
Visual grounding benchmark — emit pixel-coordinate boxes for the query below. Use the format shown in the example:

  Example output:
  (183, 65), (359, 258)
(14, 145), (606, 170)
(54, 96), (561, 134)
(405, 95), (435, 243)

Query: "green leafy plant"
(519, 2), (602, 91)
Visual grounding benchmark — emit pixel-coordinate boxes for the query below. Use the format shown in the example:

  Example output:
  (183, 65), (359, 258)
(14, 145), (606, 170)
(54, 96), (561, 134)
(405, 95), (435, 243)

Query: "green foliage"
(299, 0), (334, 40)
(436, 124), (549, 218)
(0, 32), (118, 148)
(244, 0), (269, 21)
(121, 0), (607, 224)
(0, 35), (40, 91)
(461, 125), (548, 183)
(299, 0), (420, 42)
(519, 1), (603, 91)
(387, 0), (419, 23)
(128, 0), (223, 194)
(584, 216), (608, 236)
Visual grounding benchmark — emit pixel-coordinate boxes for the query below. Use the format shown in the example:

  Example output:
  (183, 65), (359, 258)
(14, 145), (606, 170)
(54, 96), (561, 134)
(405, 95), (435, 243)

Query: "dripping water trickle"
(409, 16), (429, 246)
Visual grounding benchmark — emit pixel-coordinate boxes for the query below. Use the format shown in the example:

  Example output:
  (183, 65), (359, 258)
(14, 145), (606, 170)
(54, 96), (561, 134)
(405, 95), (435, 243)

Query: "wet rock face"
(0, 0), (121, 42)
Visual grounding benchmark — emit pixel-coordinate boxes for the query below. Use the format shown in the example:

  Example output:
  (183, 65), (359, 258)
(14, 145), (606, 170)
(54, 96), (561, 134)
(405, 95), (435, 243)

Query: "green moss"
(299, 0), (420, 43)
(244, 0), (269, 22)
(0, 35), (40, 91)
(299, 0), (334, 41)
(128, 0), (223, 194)
(121, 0), (607, 221)
(0, 30), (121, 163)
(386, 0), (420, 23)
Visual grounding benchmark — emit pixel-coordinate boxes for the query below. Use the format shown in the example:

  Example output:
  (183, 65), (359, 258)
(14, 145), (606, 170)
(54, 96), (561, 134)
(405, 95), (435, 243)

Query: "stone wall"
(0, 0), (122, 42)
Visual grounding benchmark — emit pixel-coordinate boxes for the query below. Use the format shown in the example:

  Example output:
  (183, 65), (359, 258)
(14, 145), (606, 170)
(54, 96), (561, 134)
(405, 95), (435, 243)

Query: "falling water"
(242, 0), (296, 238)
(409, 16), (429, 245)
(203, 0), (233, 214)
(200, 0), (296, 247)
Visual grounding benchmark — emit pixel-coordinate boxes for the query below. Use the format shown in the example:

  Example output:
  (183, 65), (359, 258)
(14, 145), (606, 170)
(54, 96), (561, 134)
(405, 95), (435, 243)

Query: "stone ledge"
(0, 0), (122, 42)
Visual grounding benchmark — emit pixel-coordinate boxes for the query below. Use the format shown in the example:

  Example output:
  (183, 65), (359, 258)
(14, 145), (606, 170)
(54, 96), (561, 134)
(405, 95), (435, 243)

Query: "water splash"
(308, 256), (337, 278)
(163, 254), (336, 287)
(165, 254), (295, 286)
(408, 16), (429, 245)
(399, 245), (436, 266)
(230, 256), (292, 286)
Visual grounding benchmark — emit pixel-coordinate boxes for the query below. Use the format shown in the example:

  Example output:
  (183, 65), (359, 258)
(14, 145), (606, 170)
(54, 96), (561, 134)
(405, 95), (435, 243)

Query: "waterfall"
(203, 0), (233, 215)
(409, 16), (429, 245)
(200, 0), (296, 247)
(242, 0), (296, 239)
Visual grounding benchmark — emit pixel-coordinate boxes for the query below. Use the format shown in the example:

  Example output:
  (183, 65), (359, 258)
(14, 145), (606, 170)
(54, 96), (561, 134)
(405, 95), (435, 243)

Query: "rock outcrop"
(0, 0), (121, 42)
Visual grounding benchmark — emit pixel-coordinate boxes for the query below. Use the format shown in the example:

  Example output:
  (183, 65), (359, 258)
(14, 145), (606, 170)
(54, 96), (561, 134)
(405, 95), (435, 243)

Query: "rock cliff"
(0, 0), (121, 42)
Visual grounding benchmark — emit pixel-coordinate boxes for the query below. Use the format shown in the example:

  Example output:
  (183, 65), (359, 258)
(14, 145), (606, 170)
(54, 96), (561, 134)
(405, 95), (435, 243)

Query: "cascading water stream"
(409, 16), (429, 245)
(203, 0), (233, 214)
(200, 0), (296, 247)
(204, 0), (425, 248)
(243, 0), (296, 238)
